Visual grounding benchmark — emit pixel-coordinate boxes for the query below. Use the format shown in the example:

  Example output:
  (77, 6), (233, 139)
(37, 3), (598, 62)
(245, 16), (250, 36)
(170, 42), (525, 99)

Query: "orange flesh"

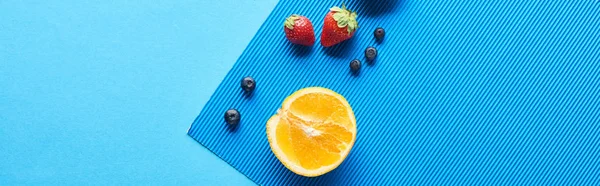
(274, 92), (354, 170)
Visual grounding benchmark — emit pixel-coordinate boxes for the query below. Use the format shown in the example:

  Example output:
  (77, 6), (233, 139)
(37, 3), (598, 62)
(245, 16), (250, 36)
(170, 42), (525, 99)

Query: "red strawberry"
(284, 14), (315, 46)
(321, 4), (358, 47)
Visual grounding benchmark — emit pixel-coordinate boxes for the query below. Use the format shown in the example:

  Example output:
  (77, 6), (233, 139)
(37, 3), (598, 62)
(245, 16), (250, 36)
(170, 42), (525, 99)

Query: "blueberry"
(365, 47), (378, 61)
(224, 109), (241, 126)
(350, 59), (361, 73)
(374, 27), (385, 40)
(241, 76), (256, 92)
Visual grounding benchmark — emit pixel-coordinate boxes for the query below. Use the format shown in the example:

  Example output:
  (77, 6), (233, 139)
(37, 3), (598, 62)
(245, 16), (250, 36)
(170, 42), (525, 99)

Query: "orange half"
(266, 87), (357, 177)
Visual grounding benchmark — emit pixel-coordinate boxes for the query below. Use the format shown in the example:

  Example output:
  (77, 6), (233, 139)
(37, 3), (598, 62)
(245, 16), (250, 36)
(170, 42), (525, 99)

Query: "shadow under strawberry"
(285, 42), (312, 57)
(322, 37), (357, 58)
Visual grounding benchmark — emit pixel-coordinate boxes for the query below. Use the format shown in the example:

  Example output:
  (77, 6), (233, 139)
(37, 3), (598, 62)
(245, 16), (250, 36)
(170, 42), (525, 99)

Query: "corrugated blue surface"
(189, 0), (600, 185)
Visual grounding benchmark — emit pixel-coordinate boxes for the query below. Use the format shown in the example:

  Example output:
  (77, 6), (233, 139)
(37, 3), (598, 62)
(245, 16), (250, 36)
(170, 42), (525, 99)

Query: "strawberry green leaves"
(284, 14), (301, 30)
(330, 4), (358, 34)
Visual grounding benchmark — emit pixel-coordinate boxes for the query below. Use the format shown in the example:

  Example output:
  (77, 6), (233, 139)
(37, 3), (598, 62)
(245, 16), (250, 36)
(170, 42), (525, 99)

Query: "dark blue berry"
(224, 109), (241, 126)
(374, 27), (385, 40)
(241, 76), (256, 92)
(365, 47), (378, 61)
(350, 59), (361, 73)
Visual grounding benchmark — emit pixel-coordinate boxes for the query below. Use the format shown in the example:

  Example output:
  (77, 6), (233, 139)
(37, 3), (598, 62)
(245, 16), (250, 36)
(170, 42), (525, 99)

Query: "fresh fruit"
(224, 109), (241, 126)
(365, 47), (377, 61)
(241, 76), (256, 92)
(350, 59), (361, 73)
(284, 14), (316, 46)
(374, 27), (385, 40)
(266, 87), (357, 177)
(320, 4), (358, 47)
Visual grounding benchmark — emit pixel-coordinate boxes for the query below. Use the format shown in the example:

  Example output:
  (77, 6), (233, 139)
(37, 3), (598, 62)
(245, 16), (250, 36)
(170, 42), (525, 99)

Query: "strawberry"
(321, 4), (358, 47)
(284, 14), (315, 46)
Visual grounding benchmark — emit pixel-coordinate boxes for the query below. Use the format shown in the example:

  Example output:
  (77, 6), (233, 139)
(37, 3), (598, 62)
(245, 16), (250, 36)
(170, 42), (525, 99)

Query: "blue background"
(0, 0), (277, 184)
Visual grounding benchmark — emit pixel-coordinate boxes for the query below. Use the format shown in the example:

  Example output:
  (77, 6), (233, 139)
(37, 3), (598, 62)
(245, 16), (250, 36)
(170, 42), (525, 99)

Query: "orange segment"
(267, 87), (357, 177)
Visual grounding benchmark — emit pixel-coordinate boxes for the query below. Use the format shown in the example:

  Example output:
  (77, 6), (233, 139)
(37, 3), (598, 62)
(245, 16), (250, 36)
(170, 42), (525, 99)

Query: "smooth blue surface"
(189, 0), (599, 185)
(0, 0), (277, 184)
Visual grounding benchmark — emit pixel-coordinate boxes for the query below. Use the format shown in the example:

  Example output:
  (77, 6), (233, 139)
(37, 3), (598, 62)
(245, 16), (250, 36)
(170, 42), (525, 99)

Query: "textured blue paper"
(188, 0), (600, 185)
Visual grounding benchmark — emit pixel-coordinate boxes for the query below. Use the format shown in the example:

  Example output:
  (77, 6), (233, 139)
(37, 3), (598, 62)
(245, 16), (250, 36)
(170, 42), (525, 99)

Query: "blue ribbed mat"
(189, 0), (599, 185)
